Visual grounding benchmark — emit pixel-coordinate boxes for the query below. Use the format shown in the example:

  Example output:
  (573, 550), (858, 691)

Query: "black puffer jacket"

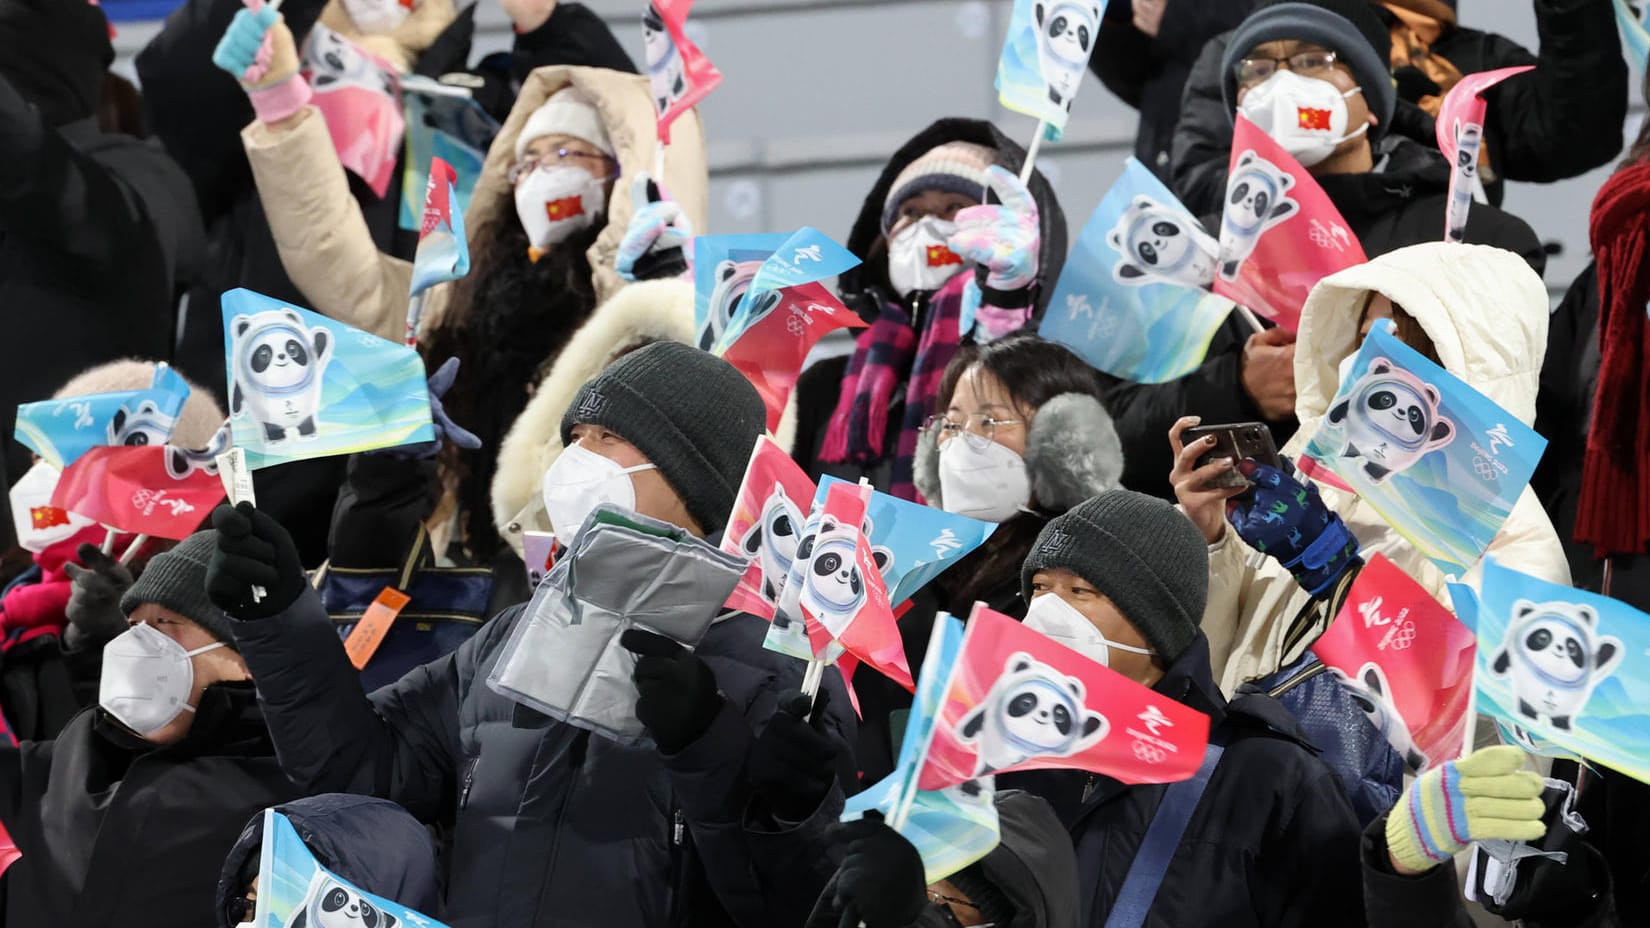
(792, 118), (1068, 490)
(0, 77), (203, 518)
(0, 683), (301, 928)
(230, 587), (858, 928)
(1090, 0), (1263, 181)
(1011, 634), (1365, 927)
(1102, 134), (1543, 499)
(1169, 0), (1626, 216)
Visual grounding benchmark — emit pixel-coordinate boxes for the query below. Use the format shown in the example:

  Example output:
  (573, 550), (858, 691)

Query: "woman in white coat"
(1169, 242), (1570, 695)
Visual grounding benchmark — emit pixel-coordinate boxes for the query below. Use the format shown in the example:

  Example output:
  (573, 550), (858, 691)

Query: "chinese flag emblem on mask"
(1297, 107), (1332, 131)
(926, 244), (963, 268)
(546, 196), (585, 222)
(30, 506), (69, 530)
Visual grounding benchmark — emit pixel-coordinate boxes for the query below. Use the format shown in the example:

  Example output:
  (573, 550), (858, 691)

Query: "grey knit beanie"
(1221, 1), (1396, 143)
(560, 341), (764, 535)
(119, 530), (238, 650)
(1020, 491), (1207, 663)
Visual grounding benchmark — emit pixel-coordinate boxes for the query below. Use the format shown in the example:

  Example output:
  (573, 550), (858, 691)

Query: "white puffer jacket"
(1204, 243), (1571, 695)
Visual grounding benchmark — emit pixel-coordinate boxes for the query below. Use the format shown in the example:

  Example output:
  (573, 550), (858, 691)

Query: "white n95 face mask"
(1238, 70), (1366, 168)
(887, 216), (967, 298)
(937, 437), (1031, 523)
(541, 443), (658, 547)
(1023, 593), (1156, 668)
(9, 459), (94, 553)
(99, 622), (226, 737)
(515, 165), (605, 252)
(340, 0), (410, 34)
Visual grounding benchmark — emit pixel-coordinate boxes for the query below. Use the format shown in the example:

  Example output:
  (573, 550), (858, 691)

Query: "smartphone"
(1181, 422), (1280, 490)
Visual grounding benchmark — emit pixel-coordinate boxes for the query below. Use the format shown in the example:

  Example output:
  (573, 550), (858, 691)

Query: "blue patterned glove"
(378, 358), (481, 460)
(616, 174), (694, 281)
(1225, 458), (1360, 597)
(948, 165), (1040, 301)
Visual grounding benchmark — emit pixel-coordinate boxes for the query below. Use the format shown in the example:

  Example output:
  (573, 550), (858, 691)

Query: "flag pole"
(801, 658), (825, 703)
(119, 534), (148, 566)
(1018, 120), (1048, 186)
(653, 139), (666, 185)
(101, 526), (118, 556)
(1236, 304), (1265, 334)
(404, 291), (429, 348)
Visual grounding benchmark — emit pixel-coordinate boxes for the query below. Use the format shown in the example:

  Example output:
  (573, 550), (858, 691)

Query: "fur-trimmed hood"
(489, 280), (694, 556)
(914, 392), (1124, 514)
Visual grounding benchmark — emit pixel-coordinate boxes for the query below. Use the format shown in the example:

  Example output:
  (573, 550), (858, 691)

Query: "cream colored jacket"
(1205, 243), (1571, 695)
(240, 65), (708, 343)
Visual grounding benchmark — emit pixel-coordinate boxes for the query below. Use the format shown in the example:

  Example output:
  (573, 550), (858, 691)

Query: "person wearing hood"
(1102, 0), (1545, 499)
(806, 791), (1082, 928)
(216, 794), (440, 928)
(792, 118), (1067, 502)
(201, 342), (858, 928)
(0, 0), (204, 523)
(1011, 490), (1365, 926)
(1169, 242), (1568, 695)
(0, 359), (227, 742)
(0, 529), (300, 928)
(852, 334), (1125, 782)
(1170, 0), (1627, 217)
(142, 0), (635, 567)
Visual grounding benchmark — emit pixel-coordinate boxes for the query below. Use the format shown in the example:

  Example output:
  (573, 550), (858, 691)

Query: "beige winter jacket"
(1204, 243), (1570, 695)
(240, 65), (709, 343)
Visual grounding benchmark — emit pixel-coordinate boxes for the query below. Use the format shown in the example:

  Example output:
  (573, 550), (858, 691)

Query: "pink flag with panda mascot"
(721, 436), (817, 619)
(643, 0), (721, 144)
(300, 22), (404, 198)
(917, 605), (1209, 790)
(1214, 115), (1366, 332)
(1310, 553), (1477, 772)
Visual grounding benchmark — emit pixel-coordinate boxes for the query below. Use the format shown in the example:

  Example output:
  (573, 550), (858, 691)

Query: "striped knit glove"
(1386, 745), (1547, 874)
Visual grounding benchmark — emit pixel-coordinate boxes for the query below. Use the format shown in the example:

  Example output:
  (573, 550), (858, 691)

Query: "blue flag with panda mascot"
(1040, 158), (1236, 383)
(1300, 319), (1545, 576)
(249, 808), (450, 928)
(1451, 561), (1650, 785)
(994, 0), (1107, 140)
(14, 363), (192, 469)
(221, 289), (435, 469)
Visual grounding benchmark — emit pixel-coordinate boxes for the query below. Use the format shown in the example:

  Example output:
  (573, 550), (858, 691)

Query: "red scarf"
(1575, 162), (1650, 556)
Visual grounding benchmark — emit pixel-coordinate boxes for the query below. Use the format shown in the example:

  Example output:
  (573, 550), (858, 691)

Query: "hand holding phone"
(1180, 422), (1280, 490)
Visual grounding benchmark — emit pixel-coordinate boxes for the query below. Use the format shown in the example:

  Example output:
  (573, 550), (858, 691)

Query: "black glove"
(62, 542), (133, 651)
(749, 687), (839, 821)
(621, 628), (721, 754)
(832, 812), (926, 928)
(206, 501), (307, 620)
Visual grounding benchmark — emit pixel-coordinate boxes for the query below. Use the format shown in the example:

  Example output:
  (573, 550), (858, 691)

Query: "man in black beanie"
(0, 0), (203, 531)
(202, 342), (859, 928)
(1012, 490), (1365, 926)
(0, 528), (299, 928)
(1098, 0), (1547, 500)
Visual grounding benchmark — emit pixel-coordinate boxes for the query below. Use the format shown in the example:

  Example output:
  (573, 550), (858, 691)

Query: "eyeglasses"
(1235, 48), (1341, 87)
(507, 147), (616, 185)
(923, 413), (1023, 451)
(930, 890), (994, 927)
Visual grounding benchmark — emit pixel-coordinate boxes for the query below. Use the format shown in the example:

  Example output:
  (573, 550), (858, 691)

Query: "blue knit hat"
(1221, 0), (1396, 143)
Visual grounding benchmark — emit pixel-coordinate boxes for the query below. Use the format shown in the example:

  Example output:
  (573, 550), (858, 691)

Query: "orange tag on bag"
(343, 587), (411, 670)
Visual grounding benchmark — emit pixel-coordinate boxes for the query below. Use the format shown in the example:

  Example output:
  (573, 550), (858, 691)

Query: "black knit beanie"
(1222, 0), (1396, 142)
(0, 0), (113, 126)
(1021, 491), (1207, 664)
(560, 341), (765, 535)
(120, 530), (239, 651)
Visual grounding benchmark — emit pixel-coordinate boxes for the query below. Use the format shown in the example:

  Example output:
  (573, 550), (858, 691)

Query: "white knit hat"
(514, 86), (615, 160)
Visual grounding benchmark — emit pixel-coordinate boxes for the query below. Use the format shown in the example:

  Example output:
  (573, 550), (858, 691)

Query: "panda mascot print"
(1107, 195), (1221, 289)
(1218, 151), (1298, 280)
(1033, 2), (1102, 113)
(698, 259), (777, 352)
(1325, 357), (1454, 483)
(1329, 661), (1429, 771)
(283, 872), (398, 928)
(794, 513), (892, 641)
(1490, 600), (1623, 732)
(737, 483), (805, 604)
(107, 399), (178, 447)
(643, 3), (688, 117)
(230, 308), (332, 443)
(958, 651), (1107, 777)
